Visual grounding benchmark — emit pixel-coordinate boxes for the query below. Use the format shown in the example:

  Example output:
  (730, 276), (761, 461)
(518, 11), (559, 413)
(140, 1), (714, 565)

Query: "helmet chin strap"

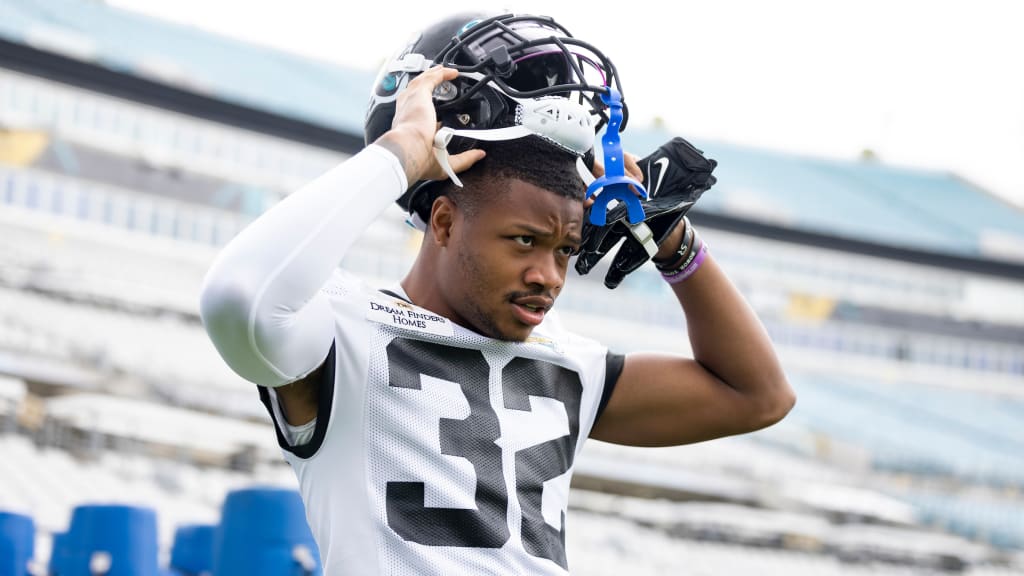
(433, 94), (597, 187)
(433, 125), (534, 187)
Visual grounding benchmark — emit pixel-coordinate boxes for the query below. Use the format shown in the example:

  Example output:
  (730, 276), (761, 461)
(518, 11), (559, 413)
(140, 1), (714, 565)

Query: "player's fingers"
(448, 149), (486, 174)
(418, 149), (485, 182)
(395, 67), (457, 116)
(575, 225), (620, 274)
(625, 152), (644, 183)
(406, 65), (458, 91)
(584, 160), (603, 208)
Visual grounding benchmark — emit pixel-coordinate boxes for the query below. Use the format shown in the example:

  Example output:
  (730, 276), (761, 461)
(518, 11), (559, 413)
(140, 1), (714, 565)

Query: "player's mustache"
(507, 289), (555, 303)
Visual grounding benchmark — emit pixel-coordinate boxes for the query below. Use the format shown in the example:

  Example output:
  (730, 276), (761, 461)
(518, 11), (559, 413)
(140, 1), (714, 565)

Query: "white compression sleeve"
(199, 144), (408, 387)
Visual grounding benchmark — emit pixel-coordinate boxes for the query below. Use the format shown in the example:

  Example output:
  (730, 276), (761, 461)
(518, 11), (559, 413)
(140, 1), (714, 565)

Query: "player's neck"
(400, 258), (449, 319)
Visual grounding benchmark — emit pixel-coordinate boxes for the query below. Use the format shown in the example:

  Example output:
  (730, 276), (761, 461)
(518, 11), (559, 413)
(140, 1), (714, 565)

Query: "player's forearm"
(671, 256), (795, 426)
(199, 144), (407, 386)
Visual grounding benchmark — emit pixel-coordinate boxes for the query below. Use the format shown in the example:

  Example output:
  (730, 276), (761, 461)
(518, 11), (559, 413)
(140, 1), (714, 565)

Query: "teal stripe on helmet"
(457, 19), (481, 36)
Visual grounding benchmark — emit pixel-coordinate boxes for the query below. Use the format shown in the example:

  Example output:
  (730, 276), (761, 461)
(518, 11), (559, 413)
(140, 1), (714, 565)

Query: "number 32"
(385, 338), (583, 569)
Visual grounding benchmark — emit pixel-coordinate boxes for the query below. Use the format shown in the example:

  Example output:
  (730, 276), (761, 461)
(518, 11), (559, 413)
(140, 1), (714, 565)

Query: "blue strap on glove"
(586, 88), (648, 226)
(576, 136), (718, 289)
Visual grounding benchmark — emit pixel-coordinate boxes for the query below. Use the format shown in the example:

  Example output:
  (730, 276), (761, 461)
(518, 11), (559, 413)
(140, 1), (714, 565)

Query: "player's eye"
(558, 245), (578, 257)
(513, 236), (534, 247)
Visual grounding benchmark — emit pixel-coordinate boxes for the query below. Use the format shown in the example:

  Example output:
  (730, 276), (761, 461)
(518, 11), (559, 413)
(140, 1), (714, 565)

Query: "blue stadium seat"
(48, 531), (70, 575)
(170, 524), (215, 576)
(214, 487), (321, 576)
(0, 511), (34, 576)
(783, 373), (1024, 486)
(907, 492), (1024, 550)
(61, 504), (160, 576)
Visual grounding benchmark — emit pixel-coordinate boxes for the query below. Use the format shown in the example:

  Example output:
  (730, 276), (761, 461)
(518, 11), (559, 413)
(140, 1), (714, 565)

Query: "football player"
(200, 13), (793, 575)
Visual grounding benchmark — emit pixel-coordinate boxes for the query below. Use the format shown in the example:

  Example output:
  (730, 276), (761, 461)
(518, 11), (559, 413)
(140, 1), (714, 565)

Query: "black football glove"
(575, 137), (718, 289)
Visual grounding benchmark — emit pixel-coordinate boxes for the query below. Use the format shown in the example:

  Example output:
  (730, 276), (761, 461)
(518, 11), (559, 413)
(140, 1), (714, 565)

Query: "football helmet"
(363, 13), (627, 227)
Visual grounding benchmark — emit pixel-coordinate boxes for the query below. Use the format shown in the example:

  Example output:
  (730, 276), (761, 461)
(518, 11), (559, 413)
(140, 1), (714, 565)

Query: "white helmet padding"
(433, 93), (596, 187)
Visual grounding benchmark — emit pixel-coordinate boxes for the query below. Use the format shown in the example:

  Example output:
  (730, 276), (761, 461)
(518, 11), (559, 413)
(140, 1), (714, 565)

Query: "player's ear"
(429, 195), (456, 247)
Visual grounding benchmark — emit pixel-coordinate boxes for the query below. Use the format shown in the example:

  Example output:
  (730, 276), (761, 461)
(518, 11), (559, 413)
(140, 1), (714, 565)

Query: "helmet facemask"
(432, 14), (627, 134)
(364, 13), (628, 228)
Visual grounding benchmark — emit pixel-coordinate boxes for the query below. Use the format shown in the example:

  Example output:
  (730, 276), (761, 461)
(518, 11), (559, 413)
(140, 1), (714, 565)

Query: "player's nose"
(523, 253), (563, 292)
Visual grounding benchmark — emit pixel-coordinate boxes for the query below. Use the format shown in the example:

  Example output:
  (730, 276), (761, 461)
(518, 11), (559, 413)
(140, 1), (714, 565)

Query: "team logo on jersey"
(525, 335), (564, 355)
(366, 298), (454, 337)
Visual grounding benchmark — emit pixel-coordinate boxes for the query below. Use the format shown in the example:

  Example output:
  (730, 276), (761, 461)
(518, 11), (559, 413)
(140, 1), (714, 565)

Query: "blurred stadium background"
(1, 0), (1023, 574)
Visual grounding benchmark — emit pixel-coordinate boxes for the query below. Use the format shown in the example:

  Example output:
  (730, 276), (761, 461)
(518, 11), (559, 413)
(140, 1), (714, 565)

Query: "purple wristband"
(662, 241), (708, 285)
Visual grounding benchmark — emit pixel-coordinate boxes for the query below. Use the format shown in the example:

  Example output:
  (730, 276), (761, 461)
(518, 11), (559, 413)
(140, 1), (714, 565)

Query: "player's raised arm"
(198, 67), (484, 423)
(580, 138), (795, 446)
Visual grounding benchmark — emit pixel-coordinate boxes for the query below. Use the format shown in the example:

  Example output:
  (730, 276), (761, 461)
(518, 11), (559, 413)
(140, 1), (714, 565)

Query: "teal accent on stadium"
(2, 0), (1023, 261)
(780, 372), (1024, 548)
(614, 129), (1024, 260)
(0, 0), (375, 134)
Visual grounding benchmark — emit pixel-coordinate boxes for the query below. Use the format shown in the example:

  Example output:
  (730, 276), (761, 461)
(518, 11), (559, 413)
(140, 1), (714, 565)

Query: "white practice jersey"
(260, 270), (622, 575)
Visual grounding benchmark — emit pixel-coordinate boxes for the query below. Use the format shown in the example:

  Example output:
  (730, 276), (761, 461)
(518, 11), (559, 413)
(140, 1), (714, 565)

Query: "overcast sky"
(111, 0), (1024, 210)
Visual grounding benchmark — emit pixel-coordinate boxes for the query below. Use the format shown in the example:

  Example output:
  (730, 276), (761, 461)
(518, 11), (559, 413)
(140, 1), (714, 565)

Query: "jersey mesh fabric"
(278, 270), (611, 575)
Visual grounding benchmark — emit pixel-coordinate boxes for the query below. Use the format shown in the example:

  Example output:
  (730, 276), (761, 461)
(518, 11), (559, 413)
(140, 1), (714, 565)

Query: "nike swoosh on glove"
(575, 137), (718, 289)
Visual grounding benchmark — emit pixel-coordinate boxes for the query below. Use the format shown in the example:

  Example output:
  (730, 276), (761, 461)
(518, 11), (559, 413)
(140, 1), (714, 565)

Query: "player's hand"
(575, 137), (718, 289)
(377, 66), (485, 183)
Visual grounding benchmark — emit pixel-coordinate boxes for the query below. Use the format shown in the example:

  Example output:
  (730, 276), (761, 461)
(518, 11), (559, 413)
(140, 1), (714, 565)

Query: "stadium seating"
(2, 492), (1018, 575)
(59, 504), (160, 576)
(169, 524), (214, 576)
(0, 68), (345, 193)
(618, 128), (1024, 261)
(908, 493), (1024, 550)
(1, 0), (374, 135)
(10, 491), (317, 574)
(0, 511), (34, 576)
(566, 508), (1021, 576)
(0, 485), (322, 575)
(780, 373), (1024, 486)
(215, 488), (321, 576)
(839, 163), (1024, 252)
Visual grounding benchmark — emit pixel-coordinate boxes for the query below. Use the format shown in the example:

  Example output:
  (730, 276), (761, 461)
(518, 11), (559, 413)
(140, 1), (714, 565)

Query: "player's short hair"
(434, 135), (586, 218)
